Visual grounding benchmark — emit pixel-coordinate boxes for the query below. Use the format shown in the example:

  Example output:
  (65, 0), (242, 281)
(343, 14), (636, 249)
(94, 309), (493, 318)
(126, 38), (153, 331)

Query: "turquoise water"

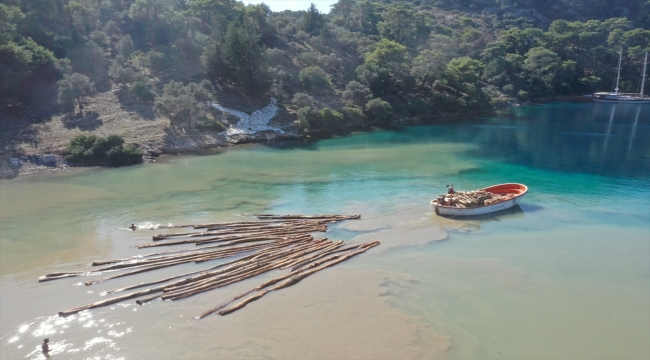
(0, 102), (648, 359)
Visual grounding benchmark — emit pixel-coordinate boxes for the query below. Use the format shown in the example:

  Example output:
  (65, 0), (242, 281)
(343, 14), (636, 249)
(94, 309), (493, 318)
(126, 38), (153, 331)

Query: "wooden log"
(42, 271), (86, 277)
(215, 242), (379, 316)
(139, 228), (316, 249)
(212, 291), (269, 316)
(165, 265), (277, 301)
(135, 294), (163, 305)
(152, 231), (204, 240)
(63, 265), (229, 314)
(162, 240), (329, 300)
(164, 241), (326, 295)
(192, 227), (327, 245)
(137, 238), (199, 248)
(57, 215), (368, 316)
(39, 273), (83, 282)
(96, 241), (302, 288)
(161, 241), (318, 294)
(84, 255), (214, 285)
(45, 234), (314, 282)
(198, 236), (284, 247)
(90, 245), (257, 273)
(270, 241), (339, 269)
(195, 241), (379, 319)
(161, 264), (273, 300)
(253, 214), (360, 220)
(279, 242), (343, 269)
(59, 285), (168, 317)
(192, 219), (293, 229)
(289, 243), (372, 271)
(106, 267), (210, 294)
(93, 243), (266, 268)
(152, 224), (295, 241)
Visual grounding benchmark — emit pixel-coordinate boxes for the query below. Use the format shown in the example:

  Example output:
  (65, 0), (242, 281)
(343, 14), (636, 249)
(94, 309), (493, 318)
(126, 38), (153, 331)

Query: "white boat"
(431, 183), (528, 217)
(593, 50), (649, 104)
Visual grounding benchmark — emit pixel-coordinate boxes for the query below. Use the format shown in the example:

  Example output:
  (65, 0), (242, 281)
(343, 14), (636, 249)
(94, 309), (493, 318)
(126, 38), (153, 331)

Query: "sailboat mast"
(641, 52), (648, 99)
(615, 48), (623, 95)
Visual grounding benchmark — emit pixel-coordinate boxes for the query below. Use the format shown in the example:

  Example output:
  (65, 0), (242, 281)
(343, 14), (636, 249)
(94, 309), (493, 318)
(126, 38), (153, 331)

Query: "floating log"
(55, 214), (378, 318)
(133, 237), (321, 302)
(253, 214), (360, 220)
(195, 241), (379, 319)
(289, 242), (374, 271)
(212, 242), (379, 317)
(157, 241), (331, 301)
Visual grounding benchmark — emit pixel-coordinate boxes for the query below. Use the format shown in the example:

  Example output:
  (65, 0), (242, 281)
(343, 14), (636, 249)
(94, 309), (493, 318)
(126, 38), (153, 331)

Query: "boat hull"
(432, 183), (528, 217)
(593, 99), (650, 104)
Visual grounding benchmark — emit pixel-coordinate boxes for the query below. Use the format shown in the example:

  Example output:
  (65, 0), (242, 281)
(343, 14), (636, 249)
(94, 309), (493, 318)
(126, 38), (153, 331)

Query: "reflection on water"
(628, 106), (641, 155)
(0, 102), (649, 359)
(450, 103), (650, 177)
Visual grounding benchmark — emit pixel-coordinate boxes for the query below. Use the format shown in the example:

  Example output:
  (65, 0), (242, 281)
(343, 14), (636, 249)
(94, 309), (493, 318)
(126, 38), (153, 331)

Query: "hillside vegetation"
(1, 0), (649, 137)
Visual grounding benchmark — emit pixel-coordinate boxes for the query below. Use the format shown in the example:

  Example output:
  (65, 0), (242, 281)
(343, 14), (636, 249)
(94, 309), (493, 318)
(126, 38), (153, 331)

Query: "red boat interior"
(482, 183), (528, 196)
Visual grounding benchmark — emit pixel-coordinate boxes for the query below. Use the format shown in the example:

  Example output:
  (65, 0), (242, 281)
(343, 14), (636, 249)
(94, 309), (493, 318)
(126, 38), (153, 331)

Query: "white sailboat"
(593, 50), (649, 104)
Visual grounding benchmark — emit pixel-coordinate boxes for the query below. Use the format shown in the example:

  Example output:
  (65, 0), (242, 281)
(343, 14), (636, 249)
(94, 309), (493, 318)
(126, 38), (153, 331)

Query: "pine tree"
(301, 3), (324, 36)
(203, 20), (271, 95)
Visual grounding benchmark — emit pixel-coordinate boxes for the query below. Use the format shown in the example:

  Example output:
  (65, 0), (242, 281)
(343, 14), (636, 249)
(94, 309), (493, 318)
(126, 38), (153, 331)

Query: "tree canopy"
(1, 0), (649, 130)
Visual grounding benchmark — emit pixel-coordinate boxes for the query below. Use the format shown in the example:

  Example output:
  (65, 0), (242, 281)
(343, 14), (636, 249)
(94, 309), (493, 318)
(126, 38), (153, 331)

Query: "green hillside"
(1, 0), (649, 132)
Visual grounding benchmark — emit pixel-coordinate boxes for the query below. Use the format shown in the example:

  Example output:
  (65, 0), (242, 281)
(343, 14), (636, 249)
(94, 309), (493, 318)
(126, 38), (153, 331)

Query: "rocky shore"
(0, 96), (301, 179)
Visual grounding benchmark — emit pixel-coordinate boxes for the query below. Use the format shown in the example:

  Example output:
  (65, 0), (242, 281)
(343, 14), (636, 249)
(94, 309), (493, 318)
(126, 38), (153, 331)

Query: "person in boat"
(42, 338), (49, 354)
(129, 224), (137, 231)
(447, 184), (455, 194)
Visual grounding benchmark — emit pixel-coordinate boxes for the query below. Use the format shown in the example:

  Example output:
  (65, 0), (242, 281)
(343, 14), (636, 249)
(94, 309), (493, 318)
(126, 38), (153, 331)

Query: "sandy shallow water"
(2, 102), (649, 359)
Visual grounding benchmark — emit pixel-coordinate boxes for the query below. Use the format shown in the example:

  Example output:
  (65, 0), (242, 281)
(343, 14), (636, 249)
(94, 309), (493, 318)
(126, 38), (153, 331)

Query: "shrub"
(318, 53), (343, 72)
(66, 133), (99, 163)
(57, 73), (96, 113)
(296, 106), (318, 131)
(117, 35), (135, 59)
(298, 52), (319, 66)
(342, 81), (372, 105)
(299, 66), (330, 91)
(90, 30), (107, 46)
(131, 81), (156, 102)
(296, 107), (343, 131)
(291, 92), (315, 108)
(341, 105), (365, 125)
(196, 120), (227, 132)
(318, 108), (344, 129)
(154, 80), (213, 126)
(66, 134), (142, 166)
(365, 98), (393, 123)
(146, 51), (167, 71)
(106, 144), (143, 166)
(108, 60), (134, 87)
(188, 80), (214, 102)
(407, 97), (430, 118)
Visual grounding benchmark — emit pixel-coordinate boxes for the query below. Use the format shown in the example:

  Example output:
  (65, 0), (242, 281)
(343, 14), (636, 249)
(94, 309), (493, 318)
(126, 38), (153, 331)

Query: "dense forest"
(1, 0), (649, 132)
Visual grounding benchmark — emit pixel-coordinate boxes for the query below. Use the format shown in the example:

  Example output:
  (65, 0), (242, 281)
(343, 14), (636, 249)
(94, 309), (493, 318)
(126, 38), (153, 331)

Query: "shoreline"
(0, 98), (591, 180)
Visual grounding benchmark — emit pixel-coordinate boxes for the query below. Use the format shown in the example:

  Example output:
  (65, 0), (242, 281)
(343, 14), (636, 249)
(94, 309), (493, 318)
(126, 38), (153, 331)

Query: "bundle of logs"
(434, 190), (514, 208)
(39, 214), (379, 319)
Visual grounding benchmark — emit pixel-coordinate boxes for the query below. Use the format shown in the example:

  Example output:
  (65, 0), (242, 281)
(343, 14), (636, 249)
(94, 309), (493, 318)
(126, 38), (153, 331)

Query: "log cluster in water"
(40, 214), (378, 319)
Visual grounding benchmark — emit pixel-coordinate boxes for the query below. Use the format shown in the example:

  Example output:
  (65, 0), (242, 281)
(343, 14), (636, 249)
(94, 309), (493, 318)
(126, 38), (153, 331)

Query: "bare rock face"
(41, 154), (57, 165)
(210, 99), (284, 137)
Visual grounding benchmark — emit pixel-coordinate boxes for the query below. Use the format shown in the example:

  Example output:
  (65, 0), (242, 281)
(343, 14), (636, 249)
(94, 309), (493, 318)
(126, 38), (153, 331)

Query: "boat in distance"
(592, 50), (649, 104)
(431, 183), (528, 216)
